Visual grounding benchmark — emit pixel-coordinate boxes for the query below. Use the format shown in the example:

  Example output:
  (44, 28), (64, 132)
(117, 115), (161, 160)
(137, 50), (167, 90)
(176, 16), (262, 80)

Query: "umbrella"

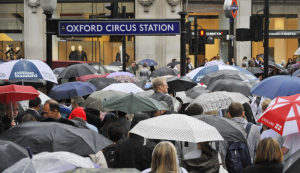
(200, 70), (258, 86)
(150, 67), (179, 77)
(82, 90), (127, 111)
(257, 53), (275, 62)
(292, 69), (300, 77)
(246, 67), (264, 75)
(1, 79), (46, 88)
(102, 83), (143, 93)
(3, 152), (97, 173)
(106, 72), (134, 78)
(78, 73), (110, 82)
(59, 64), (97, 79)
(53, 67), (66, 75)
(257, 94), (300, 136)
(188, 91), (250, 112)
(0, 140), (28, 172)
(0, 58), (5, 62)
(130, 114), (224, 143)
(204, 60), (225, 66)
(135, 90), (154, 97)
(207, 79), (251, 96)
(102, 92), (169, 114)
(166, 76), (197, 92)
(0, 84), (39, 103)
(138, 59), (157, 66)
(108, 62), (122, 66)
(185, 86), (209, 99)
(195, 115), (247, 143)
(108, 75), (140, 83)
(86, 78), (119, 91)
(175, 91), (194, 104)
(64, 168), (140, 173)
(167, 61), (180, 66)
(38, 91), (50, 105)
(187, 65), (257, 83)
(48, 81), (96, 100)
(0, 59), (57, 84)
(0, 122), (112, 156)
(250, 76), (300, 99)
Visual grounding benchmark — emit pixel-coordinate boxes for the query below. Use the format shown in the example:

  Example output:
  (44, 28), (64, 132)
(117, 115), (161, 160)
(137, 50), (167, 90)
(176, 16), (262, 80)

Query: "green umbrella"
(102, 93), (169, 114)
(82, 90), (127, 111)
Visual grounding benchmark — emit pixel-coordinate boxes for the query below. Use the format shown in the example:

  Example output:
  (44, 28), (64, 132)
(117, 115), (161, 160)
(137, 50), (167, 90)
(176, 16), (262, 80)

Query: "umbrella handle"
(27, 147), (33, 159)
(10, 102), (14, 121)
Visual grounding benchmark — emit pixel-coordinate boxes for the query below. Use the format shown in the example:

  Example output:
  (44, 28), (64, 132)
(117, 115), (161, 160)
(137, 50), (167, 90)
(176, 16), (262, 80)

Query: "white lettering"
(79, 25), (84, 32)
(167, 24), (174, 31)
(84, 25), (90, 32)
(161, 24), (167, 31)
(120, 24), (125, 32)
(91, 25), (96, 32)
(148, 24), (154, 31)
(115, 25), (120, 32)
(132, 24), (137, 31)
(73, 25), (79, 32)
(66, 25), (73, 32)
(106, 25), (111, 32)
(153, 24), (158, 31)
(139, 24), (144, 31)
(143, 24), (148, 31)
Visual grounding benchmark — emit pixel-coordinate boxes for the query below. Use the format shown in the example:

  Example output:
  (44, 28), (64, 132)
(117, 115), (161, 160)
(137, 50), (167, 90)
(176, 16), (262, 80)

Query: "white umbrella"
(102, 83), (143, 93)
(130, 114), (224, 143)
(0, 59), (57, 84)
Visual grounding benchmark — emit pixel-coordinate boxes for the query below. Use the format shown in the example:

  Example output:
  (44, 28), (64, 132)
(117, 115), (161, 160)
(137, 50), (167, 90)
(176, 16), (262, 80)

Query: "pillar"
(274, 18), (286, 63)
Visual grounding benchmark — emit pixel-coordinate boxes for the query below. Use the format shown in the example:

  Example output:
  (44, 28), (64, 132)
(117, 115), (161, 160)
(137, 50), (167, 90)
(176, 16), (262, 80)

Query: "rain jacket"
(0, 115), (13, 134)
(183, 149), (219, 173)
(242, 162), (283, 173)
(128, 64), (139, 75)
(149, 91), (175, 113)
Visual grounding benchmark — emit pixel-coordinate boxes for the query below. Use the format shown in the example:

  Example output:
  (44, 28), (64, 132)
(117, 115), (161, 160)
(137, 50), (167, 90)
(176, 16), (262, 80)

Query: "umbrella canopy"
(246, 67), (264, 75)
(195, 115), (247, 143)
(0, 59), (57, 83)
(3, 152), (97, 173)
(188, 91), (250, 112)
(1, 79), (46, 89)
(64, 168), (141, 173)
(250, 76), (300, 99)
(207, 79), (251, 96)
(166, 76), (197, 92)
(102, 92), (169, 114)
(82, 90), (127, 111)
(102, 83), (143, 93)
(150, 67), (179, 77)
(38, 91), (50, 105)
(53, 67), (66, 75)
(204, 60), (225, 66)
(59, 64), (97, 79)
(0, 122), (112, 155)
(108, 62), (122, 66)
(187, 65), (257, 83)
(135, 89), (154, 97)
(0, 84), (39, 103)
(175, 91), (194, 104)
(257, 94), (300, 136)
(167, 61), (180, 66)
(257, 53), (275, 62)
(292, 69), (300, 77)
(185, 86), (209, 99)
(130, 114), (224, 143)
(106, 72), (134, 78)
(0, 140), (28, 172)
(138, 59), (157, 66)
(48, 81), (96, 100)
(78, 73), (110, 82)
(108, 75), (140, 83)
(200, 70), (259, 86)
(86, 78), (119, 91)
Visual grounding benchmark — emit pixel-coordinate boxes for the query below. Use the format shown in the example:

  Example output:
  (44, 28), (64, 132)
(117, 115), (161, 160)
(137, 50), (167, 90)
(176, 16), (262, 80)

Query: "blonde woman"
(142, 141), (187, 173)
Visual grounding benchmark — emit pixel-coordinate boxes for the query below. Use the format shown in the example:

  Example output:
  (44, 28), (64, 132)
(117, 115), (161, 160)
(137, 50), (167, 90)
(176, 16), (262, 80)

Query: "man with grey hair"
(71, 96), (85, 111)
(0, 102), (18, 134)
(43, 99), (61, 119)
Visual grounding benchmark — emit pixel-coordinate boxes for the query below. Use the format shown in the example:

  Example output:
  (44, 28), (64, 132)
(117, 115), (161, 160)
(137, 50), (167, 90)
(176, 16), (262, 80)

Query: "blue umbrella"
(138, 59), (157, 66)
(48, 81), (96, 100)
(250, 76), (300, 99)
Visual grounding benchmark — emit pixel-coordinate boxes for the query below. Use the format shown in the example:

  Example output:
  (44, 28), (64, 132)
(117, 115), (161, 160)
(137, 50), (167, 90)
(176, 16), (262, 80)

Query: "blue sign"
(230, 5), (238, 10)
(58, 20), (181, 36)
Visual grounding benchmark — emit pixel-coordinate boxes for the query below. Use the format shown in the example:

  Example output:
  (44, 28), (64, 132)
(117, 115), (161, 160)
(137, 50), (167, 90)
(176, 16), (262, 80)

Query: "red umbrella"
(258, 94), (300, 136)
(77, 73), (110, 82)
(0, 84), (39, 103)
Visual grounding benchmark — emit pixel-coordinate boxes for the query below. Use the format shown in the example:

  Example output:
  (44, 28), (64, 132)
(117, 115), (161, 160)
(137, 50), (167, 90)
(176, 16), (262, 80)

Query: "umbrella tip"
(27, 147), (33, 159)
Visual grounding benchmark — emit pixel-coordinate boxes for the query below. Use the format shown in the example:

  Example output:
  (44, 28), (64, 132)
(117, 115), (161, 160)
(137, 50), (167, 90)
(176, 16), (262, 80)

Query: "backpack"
(225, 122), (253, 173)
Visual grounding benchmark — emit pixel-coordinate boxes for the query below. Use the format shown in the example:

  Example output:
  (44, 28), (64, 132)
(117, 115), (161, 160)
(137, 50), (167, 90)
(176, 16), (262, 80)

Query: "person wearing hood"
(68, 107), (98, 132)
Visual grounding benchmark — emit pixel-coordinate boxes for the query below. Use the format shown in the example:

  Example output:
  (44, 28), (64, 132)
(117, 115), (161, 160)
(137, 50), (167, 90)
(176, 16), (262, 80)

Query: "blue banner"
(58, 20), (181, 36)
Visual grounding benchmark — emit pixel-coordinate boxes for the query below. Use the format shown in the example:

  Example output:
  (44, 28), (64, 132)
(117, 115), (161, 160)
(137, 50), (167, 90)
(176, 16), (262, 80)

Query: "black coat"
(0, 115), (13, 134)
(84, 108), (102, 132)
(101, 117), (131, 138)
(77, 51), (87, 61)
(242, 162), (283, 173)
(69, 50), (78, 60)
(41, 117), (89, 129)
(16, 109), (46, 123)
(114, 133), (156, 171)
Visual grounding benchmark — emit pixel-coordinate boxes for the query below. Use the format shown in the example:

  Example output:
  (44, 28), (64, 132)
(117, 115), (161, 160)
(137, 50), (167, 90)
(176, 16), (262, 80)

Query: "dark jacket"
(115, 52), (130, 62)
(0, 115), (13, 134)
(69, 50), (78, 60)
(183, 149), (220, 173)
(242, 162), (283, 173)
(41, 117), (89, 129)
(84, 108), (102, 132)
(77, 51), (87, 61)
(16, 109), (46, 123)
(114, 133), (156, 171)
(149, 91), (174, 113)
(101, 117), (131, 138)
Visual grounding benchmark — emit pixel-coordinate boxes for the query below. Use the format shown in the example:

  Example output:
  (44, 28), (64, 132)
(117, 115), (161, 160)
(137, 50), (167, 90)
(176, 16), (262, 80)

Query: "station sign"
(268, 30), (300, 38)
(224, 0), (238, 18)
(58, 20), (181, 37)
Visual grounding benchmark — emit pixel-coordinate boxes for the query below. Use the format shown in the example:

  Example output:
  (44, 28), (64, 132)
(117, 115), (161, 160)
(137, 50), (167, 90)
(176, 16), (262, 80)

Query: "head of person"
(152, 77), (168, 94)
(29, 97), (41, 111)
(251, 57), (255, 62)
(185, 103), (204, 116)
(288, 58), (292, 63)
(217, 54), (221, 60)
(226, 62), (230, 65)
(243, 56), (247, 60)
(131, 61), (136, 67)
(281, 60), (286, 66)
(256, 55), (260, 60)
(43, 99), (60, 118)
(172, 58), (177, 62)
(71, 96), (85, 110)
(143, 62), (148, 68)
(107, 123), (124, 143)
(242, 63), (247, 68)
(228, 102), (244, 118)
(254, 137), (283, 164)
(186, 57), (191, 63)
(204, 58), (208, 64)
(250, 62), (255, 67)
(232, 58), (235, 63)
(68, 107), (86, 121)
(151, 141), (179, 173)
(21, 114), (37, 123)
(261, 99), (272, 113)
(197, 142), (213, 157)
(5, 102), (18, 120)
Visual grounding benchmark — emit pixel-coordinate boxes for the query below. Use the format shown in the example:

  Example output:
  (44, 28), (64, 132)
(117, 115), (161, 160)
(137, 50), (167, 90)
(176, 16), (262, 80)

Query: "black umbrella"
(0, 122), (112, 156)
(185, 86), (210, 99)
(150, 67), (179, 77)
(257, 53), (275, 62)
(166, 76), (197, 92)
(207, 79), (252, 96)
(200, 70), (250, 86)
(246, 67), (264, 75)
(87, 78), (119, 91)
(167, 61), (180, 66)
(194, 115), (247, 143)
(0, 140), (28, 172)
(59, 64), (97, 79)
(64, 168), (141, 173)
(108, 62), (122, 66)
